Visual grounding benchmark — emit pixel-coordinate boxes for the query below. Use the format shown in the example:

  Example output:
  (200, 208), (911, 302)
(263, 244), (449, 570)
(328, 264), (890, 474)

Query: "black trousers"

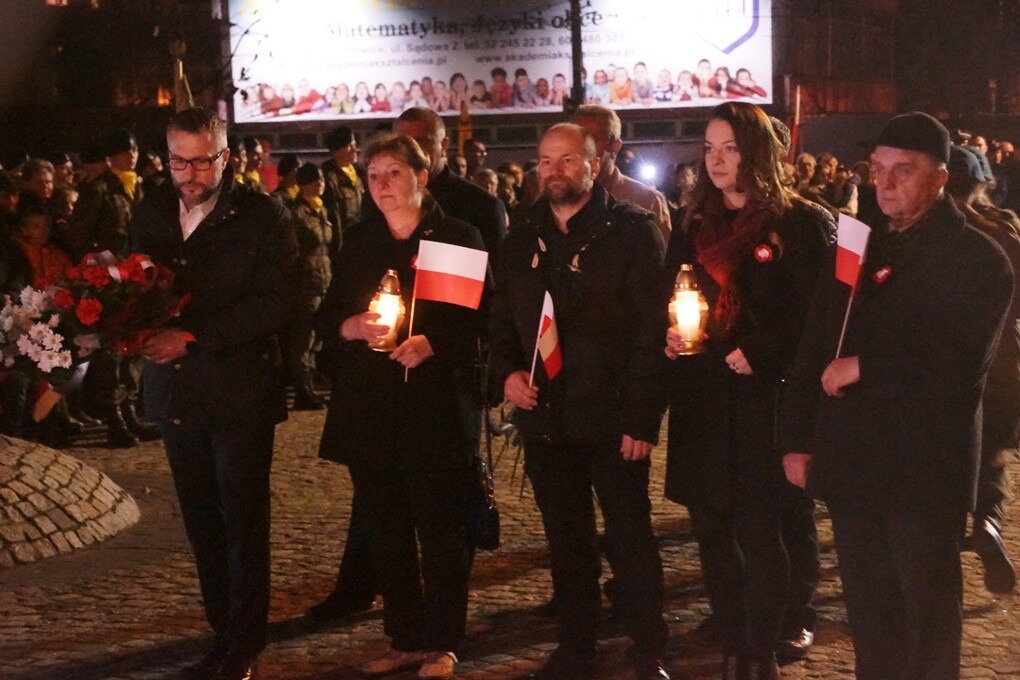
(780, 484), (819, 635)
(328, 489), (376, 604)
(524, 438), (668, 658)
(349, 465), (471, 653)
(828, 499), (967, 680)
(689, 488), (788, 658)
(162, 419), (275, 660)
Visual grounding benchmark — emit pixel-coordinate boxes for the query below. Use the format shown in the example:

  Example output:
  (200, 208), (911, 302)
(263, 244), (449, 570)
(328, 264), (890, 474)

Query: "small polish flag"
(413, 240), (488, 309)
(835, 214), (871, 296)
(535, 292), (561, 380)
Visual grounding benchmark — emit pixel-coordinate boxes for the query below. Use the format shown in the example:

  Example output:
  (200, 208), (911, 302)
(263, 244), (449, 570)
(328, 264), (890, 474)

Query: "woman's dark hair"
(684, 101), (791, 223)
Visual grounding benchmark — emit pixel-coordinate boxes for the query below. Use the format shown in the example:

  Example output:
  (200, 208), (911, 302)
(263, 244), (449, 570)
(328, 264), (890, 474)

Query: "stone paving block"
(50, 531), (71, 554)
(33, 514), (58, 535)
(0, 522), (28, 543)
(65, 502), (88, 523)
(7, 479), (33, 497)
(19, 471), (46, 491)
(10, 540), (38, 563)
(32, 538), (58, 559)
(0, 486), (18, 503)
(47, 507), (76, 531)
(28, 491), (55, 512)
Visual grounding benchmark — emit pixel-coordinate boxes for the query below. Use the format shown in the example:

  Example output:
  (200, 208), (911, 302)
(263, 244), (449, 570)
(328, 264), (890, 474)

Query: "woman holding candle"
(661, 102), (834, 679)
(315, 134), (489, 679)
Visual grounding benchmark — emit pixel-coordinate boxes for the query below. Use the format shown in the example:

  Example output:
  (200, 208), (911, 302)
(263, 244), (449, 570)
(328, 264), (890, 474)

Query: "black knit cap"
(324, 126), (355, 152)
(105, 128), (137, 156)
(295, 162), (323, 186)
(874, 111), (950, 164)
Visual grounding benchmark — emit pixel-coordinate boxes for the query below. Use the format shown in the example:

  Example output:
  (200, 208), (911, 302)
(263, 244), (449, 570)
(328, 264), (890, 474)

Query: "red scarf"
(694, 193), (770, 332)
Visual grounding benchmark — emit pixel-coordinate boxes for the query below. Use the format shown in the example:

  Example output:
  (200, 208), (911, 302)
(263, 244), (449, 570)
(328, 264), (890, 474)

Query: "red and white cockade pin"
(753, 244), (774, 262)
(873, 265), (892, 284)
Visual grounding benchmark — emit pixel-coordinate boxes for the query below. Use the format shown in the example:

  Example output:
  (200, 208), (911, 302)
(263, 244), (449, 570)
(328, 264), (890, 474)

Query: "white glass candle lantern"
(367, 269), (405, 352)
(668, 264), (708, 355)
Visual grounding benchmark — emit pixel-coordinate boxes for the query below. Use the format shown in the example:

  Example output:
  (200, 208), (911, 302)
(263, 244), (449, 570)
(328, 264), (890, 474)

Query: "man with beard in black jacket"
(132, 107), (299, 680)
(489, 122), (670, 680)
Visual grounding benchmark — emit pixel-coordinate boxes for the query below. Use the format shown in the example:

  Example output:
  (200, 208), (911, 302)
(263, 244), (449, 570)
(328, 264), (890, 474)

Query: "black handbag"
(467, 443), (500, 551)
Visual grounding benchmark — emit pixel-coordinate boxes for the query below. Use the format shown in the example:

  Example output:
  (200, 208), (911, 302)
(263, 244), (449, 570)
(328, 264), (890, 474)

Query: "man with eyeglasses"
(130, 107), (299, 680)
(489, 123), (670, 680)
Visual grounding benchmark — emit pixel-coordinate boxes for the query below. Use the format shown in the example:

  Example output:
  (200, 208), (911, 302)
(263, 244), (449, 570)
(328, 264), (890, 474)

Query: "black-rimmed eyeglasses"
(167, 149), (227, 171)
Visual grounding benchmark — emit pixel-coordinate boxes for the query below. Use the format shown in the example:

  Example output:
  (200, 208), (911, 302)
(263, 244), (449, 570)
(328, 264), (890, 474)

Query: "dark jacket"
(488, 184), (667, 447)
(780, 196), (1014, 514)
(289, 195), (334, 298)
(65, 169), (140, 260)
(363, 165), (507, 257)
(969, 203), (1020, 452)
(130, 174), (300, 427)
(315, 198), (489, 471)
(663, 197), (834, 510)
(321, 159), (364, 255)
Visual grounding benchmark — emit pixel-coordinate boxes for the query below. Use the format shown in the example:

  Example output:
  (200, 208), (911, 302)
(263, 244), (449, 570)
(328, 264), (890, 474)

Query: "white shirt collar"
(178, 186), (222, 241)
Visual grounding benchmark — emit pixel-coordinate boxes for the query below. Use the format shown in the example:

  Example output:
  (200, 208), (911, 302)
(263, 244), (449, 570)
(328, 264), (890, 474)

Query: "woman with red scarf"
(661, 102), (834, 679)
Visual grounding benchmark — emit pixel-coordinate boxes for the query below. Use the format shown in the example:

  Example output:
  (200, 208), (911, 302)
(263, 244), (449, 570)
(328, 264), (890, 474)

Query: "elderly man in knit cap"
(780, 112), (1014, 680)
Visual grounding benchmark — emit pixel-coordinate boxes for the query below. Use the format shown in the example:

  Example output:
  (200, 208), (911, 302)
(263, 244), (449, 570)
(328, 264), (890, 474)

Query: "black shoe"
(121, 403), (162, 441)
(292, 389), (325, 411)
(212, 654), (257, 680)
(973, 518), (1017, 594)
(745, 654), (780, 680)
(105, 418), (139, 448)
(775, 628), (814, 661)
(627, 648), (671, 680)
(529, 647), (597, 679)
(183, 644), (228, 678)
(305, 592), (374, 622)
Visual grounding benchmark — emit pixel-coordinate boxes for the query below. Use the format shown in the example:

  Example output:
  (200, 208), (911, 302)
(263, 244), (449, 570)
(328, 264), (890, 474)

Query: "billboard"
(227, 0), (773, 124)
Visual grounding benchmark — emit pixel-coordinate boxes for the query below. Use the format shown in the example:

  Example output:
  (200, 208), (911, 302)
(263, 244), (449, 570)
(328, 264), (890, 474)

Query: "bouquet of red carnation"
(52, 251), (191, 357)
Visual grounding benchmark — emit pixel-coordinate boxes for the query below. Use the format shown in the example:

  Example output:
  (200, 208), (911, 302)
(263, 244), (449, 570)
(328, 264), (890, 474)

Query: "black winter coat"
(488, 185), (667, 447)
(780, 197), (1014, 514)
(130, 174), (300, 427)
(663, 197), (834, 510)
(315, 198), (489, 471)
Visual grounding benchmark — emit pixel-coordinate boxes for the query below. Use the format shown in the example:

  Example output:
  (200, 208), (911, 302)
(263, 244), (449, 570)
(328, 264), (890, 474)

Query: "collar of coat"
(525, 182), (617, 241)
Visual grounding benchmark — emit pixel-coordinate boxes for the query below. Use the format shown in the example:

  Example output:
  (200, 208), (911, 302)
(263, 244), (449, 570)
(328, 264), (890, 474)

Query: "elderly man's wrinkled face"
(872, 146), (948, 230)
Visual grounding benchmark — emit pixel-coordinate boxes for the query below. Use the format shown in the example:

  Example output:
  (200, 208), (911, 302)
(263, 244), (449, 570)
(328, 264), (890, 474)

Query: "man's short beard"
(544, 177), (592, 206)
(173, 180), (217, 208)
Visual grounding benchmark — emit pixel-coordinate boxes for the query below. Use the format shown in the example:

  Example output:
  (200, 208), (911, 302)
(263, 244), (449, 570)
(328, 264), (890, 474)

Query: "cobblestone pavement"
(1, 407), (1018, 680)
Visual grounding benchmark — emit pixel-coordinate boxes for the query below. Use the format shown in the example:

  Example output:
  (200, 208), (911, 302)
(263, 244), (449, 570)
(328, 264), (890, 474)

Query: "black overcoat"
(663, 197), (834, 510)
(130, 174), (300, 427)
(488, 185), (667, 447)
(780, 197), (1014, 514)
(315, 198), (488, 471)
